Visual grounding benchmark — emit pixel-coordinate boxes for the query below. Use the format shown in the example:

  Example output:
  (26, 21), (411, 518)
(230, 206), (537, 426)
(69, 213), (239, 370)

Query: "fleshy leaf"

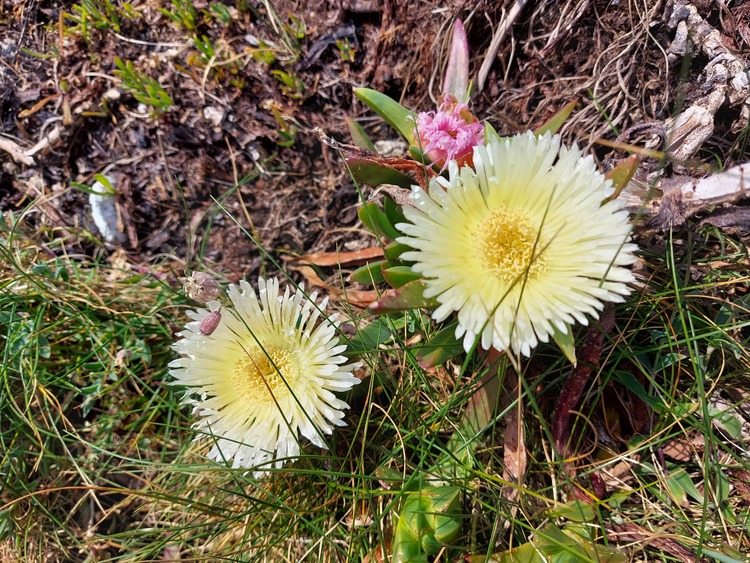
(408, 144), (427, 164)
(368, 280), (438, 313)
(348, 317), (393, 354)
(392, 485), (461, 561)
(604, 154), (639, 201)
(358, 202), (401, 240)
(354, 87), (417, 144)
(416, 322), (464, 369)
(442, 19), (470, 102)
(382, 265), (421, 288)
(484, 121), (502, 145)
(552, 323), (576, 365)
(349, 260), (387, 285)
(384, 241), (411, 262)
(534, 100), (578, 136)
(545, 501), (597, 523)
(383, 195), (407, 229)
(345, 116), (377, 152)
(347, 157), (414, 188)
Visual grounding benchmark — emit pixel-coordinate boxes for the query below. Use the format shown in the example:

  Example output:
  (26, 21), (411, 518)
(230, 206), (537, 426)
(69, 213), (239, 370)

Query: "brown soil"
(0, 0), (749, 286)
(1, 0), (748, 279)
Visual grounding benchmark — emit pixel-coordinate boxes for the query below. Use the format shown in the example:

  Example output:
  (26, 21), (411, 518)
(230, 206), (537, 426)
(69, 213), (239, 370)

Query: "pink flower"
(414, 96), (484, 171)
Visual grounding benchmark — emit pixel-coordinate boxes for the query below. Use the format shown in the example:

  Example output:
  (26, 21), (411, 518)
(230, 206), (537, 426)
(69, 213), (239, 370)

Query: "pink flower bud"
(199, 310), (222, 336)
(414, 95), (484, 172)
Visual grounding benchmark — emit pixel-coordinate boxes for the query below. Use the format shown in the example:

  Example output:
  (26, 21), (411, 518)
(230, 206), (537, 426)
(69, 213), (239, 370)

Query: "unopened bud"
(183, 272), (222, 303)
(199, 310), (222, 335)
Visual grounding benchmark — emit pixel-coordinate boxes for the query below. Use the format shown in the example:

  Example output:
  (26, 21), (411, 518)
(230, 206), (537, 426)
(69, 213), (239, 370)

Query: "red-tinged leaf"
(416, 322), (463, 369)
(605, 154), (640, 201)
(292, 247), (384, 267)
(534, 100), (578, 136)
(347, 158), (414, 188)
(382, 265), (421, 288)
(344, 116), (377, 152)
(552, 308), (615, 460)
(442, 19), (470, 102)
(368, 280), (438, 314)
(349, 260), (387, 285)
(354, 87), (417, 144)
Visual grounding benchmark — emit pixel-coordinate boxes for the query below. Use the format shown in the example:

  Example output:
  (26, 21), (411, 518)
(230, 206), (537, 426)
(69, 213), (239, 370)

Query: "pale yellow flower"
(170, 278), (360, 473)
(397, 131), (636, 356)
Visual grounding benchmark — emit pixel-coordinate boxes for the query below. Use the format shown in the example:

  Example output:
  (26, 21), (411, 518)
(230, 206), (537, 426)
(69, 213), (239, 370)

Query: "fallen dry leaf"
(290, 247), (384, 267)
(288, 265), (378, 308)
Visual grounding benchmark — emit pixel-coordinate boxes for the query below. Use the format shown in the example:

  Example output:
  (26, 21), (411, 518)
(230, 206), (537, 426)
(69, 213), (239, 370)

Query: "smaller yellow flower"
(170, 278), (360, 473)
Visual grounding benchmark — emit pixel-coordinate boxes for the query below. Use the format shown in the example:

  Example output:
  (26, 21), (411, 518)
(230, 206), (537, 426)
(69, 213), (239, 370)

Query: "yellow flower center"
(476, 206), (547, 283)
(232, 344), (299, 403)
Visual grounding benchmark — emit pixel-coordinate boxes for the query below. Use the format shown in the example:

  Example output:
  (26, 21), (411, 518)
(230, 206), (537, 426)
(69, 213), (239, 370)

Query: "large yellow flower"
(397, 131), (636, 356)
(170, 278), (360, 473)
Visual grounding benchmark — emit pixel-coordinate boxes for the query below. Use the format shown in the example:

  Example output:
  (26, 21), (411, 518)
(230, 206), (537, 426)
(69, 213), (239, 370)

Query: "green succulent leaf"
(382, 266), (421, 288)
(349, 260), (387, 285)
(347, 158), (413, 188)
(384, 241), (411, 262)
(358, 202), (401, 240)
(416, 322), (464, 369)
(552, 324), (576, 365)
(392, 485), (462, 561)
(348, 317), (393, 354)
(344, 116), (377, 152)
(368, 280), (438, 314)
(354, 87), (417, 144)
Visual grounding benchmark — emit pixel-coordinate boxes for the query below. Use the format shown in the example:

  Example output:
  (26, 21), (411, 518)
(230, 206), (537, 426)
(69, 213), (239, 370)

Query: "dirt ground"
(2, 0), (747, 287)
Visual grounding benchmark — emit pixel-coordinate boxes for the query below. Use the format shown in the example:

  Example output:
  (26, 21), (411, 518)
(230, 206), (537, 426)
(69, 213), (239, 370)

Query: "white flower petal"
(170, 278), (361, 475)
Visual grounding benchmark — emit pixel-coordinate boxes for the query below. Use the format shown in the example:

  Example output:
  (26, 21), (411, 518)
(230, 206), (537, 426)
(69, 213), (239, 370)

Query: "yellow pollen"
(476, 206), (547, 283)
(231, 345), (298, 403)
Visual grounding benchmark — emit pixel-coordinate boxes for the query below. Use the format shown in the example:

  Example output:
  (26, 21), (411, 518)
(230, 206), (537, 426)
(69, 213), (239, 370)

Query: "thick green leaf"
(358, 202), (401, 241)
(469, 526), (626, 563)
(552, 324), (576, 365)
(383, 195), (407, 229)
(385, 241), (411, 262)
(382, 266), (421, 288)
(348, 318), (393, 353)
(484, 121), (502, 145)
(546, 501), (597, 523)
(392, 485), (461, 561)
(347, 157), (414, 188)
(354, 87), (417, 144)
(416, 322), (464, 369)
(349, 260), (387, 285)
(368, 280), (438, 314)
(344, 116), (377, 152)
(534, 100), (578, 136)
